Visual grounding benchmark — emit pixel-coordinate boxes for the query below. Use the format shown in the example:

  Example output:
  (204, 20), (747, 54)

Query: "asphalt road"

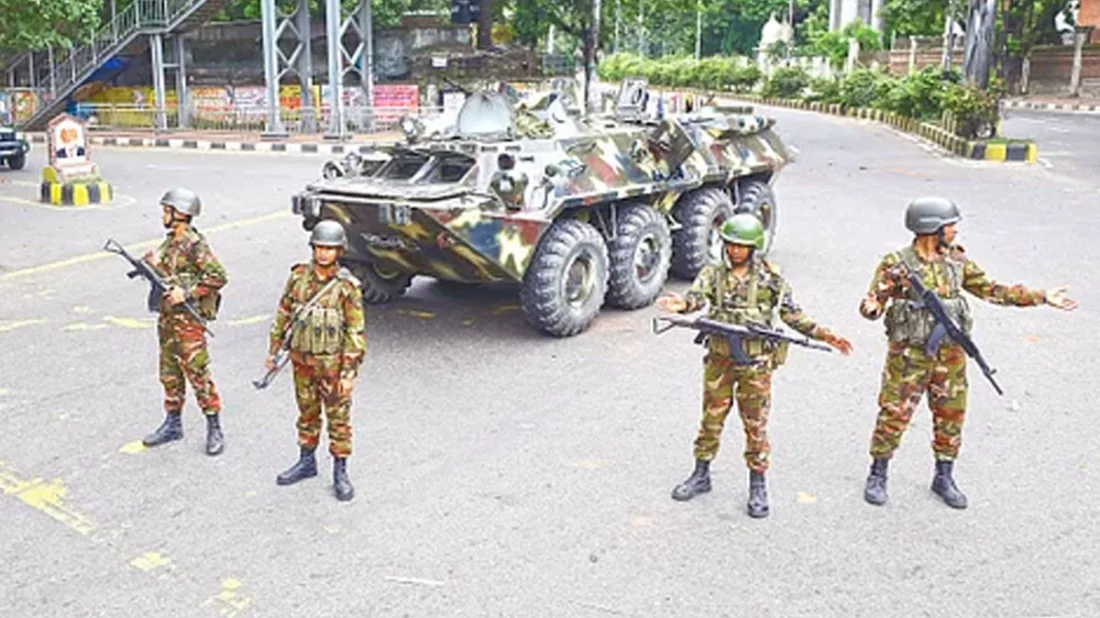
(1001, 108), (1100, 178)
(1, 106), (1098, 618)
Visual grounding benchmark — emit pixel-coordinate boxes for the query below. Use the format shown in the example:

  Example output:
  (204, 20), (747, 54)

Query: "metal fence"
(65, 102), (446, 138)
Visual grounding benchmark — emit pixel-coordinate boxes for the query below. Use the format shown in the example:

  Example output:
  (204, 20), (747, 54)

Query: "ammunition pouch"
(884, 296), (972, 348)
(290, 305), (344, 355)
(168, 273), (220, 320)
(707, 307), (785, 368)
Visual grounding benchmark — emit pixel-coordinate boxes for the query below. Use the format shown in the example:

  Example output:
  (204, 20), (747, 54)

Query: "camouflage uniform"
(861, 244), (1046, 462)
(152, 226), (227, 416)
(269, 264), (366, 457)
(682, 256), (826, 472)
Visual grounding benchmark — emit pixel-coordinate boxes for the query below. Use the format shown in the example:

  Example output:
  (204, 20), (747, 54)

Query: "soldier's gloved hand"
(165, 286), (187, 306)
(1044, 286), (1079, 311)
(656, 293), (687, 313)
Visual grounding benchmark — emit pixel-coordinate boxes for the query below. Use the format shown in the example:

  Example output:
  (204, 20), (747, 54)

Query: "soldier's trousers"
(693, 353), (773, 472)
(291, 354), (352, 457)
(870, 341), (968, 461)
(158, 313), (221, 415)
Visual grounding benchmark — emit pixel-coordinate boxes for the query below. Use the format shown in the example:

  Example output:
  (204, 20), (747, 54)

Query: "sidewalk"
(26, 128), (405, 155)
(1002, 95), (1100, 114)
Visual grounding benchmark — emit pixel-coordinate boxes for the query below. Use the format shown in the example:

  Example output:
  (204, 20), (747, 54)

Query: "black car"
(0, 125), (30, 170)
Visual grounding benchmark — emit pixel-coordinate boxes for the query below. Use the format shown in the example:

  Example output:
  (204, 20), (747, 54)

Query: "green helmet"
(904, 197), (961, 234)
(718, 213), (765, 250)
(309, 220), (348, 249)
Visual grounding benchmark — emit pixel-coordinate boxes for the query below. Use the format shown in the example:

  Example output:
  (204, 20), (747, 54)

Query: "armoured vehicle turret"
(291, 78), (789, 337)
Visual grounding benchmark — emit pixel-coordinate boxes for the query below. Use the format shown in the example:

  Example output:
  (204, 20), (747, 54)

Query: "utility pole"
(615, 0), (621, 53)
(584, 0), (602, 113)
(637, 1), (645, 57)
(941, 0), (957, 74)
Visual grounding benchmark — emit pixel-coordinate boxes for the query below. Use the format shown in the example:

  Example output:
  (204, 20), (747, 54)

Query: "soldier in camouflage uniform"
(657, 213), (853, 518)
(142, 188), (228, 456)
(860, 197), (1078, 509)
(267, 220), (366, 502)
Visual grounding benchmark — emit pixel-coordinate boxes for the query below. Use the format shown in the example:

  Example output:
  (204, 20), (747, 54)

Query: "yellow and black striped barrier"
(40, 179), (114, 207)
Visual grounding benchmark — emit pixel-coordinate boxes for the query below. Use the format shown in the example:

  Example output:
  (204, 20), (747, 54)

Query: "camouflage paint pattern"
(695, 353), (773, 472)
(159, 313), (221, 415)
(295, 86), (789, 286)
(862, 244), (1048, 460)
(150, 224), (227, 415)
(270, 263), (366, 458)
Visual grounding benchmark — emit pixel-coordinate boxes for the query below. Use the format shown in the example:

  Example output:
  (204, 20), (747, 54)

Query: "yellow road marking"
(228, 314), (270, 326)
(796, 491), (818, 504)
(103, 316), (156, 329)
(129, 552), (174, 579)
(0, 461), (98, 537)
(491, 304), (520, 315)
(119, 441), (149, 454)
(408, 310), (436, 319)
(0, 388), (8, 395)
(202, 577), (252, 617)
(64, 322), (110, 332)
(0, 210), (292, 282)
(0, 319), (47, 333)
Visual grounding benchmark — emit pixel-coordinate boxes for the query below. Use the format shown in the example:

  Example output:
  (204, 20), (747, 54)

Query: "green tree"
(0, 0), (102, 52)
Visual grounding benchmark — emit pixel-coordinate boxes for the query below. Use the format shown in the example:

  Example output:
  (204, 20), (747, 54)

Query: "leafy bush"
(762, 66), (810, 99)
(837, 68), (893, 108)
(882, 66), (947, 120)
(730, 65), (762, 92)
(941, 83), (1000, 138)
(806, 76), (842, 103)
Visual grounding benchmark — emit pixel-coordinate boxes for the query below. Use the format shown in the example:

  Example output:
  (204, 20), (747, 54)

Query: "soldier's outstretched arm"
(779, 280), (853, 355)
(960, 257), (1068, 308)
(682, 265), (716, 313)
(859, 254), (901, 320)
(268, 272), (298, 356)
(338, 284), (367, 381)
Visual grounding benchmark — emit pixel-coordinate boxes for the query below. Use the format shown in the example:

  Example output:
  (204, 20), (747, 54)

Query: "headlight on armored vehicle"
(291, 193), (322, 217)
(14, 131), (25, 141)
(399, 115), (423, 142)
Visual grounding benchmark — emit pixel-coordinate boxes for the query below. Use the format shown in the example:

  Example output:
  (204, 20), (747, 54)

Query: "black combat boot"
(205, 414), (224, 456)
(864, 457), (890, 506)
(333, 457), (354, 502)
(143, 411), (183, 447)
(747, 470), (769, 518)
(671, 459), (711, 501)
(931, 460), (968, 509)
(276, 447), (318, 485)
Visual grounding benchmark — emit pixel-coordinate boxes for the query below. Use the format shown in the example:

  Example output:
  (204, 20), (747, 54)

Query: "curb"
(27, 133), (386, 156)
(1002, 100), (1100, 115)
(727, 93), (1037, 164)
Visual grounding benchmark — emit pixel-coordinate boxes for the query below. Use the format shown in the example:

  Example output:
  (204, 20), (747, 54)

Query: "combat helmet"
(160, 188), (202, 217)
(718, 213), (766, 251)
(309, 219), (348, 250)
(904, 197), (961, 234)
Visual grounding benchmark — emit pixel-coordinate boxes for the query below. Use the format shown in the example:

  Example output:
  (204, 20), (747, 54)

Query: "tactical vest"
(160, 231), (221, 321)
(883, 247), (973, 348)
(288, 274), (346, 356)
(708, 261), (790, 367)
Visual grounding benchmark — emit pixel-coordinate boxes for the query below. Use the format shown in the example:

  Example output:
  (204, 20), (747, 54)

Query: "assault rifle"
(652, 314), (832, 366)
(103, 238), (214, 337)
(905, 273), (1004, 396)
(252, 268), (349, 390)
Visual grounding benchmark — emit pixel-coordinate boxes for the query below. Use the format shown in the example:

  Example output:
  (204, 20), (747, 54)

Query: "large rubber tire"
(736, 180), (778, 256)
(8, 154), (25, 171)
(347, 261), (413, 304)
(606, 203), (671, 309)
(669, 187), (735, 280)
(520, 218), (609, 337)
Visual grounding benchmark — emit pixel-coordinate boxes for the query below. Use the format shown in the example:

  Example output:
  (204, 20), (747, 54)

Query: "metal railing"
(27, 0), (218, 127)
(70, 102), (445, 138)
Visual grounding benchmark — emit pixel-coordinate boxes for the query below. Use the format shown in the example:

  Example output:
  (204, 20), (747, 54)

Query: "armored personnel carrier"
(291, 79), (788, 337)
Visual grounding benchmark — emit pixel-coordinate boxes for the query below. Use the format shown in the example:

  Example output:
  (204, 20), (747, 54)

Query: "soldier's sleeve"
(189, 237), (228, 298)
(268, 270), (298, 356)
(859, 253), (901, 320)
(682, 265), (716, 313)
(776, 276), (824, 338)
(338, 282), (367, 380)
(961, 257), (1046, 306)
